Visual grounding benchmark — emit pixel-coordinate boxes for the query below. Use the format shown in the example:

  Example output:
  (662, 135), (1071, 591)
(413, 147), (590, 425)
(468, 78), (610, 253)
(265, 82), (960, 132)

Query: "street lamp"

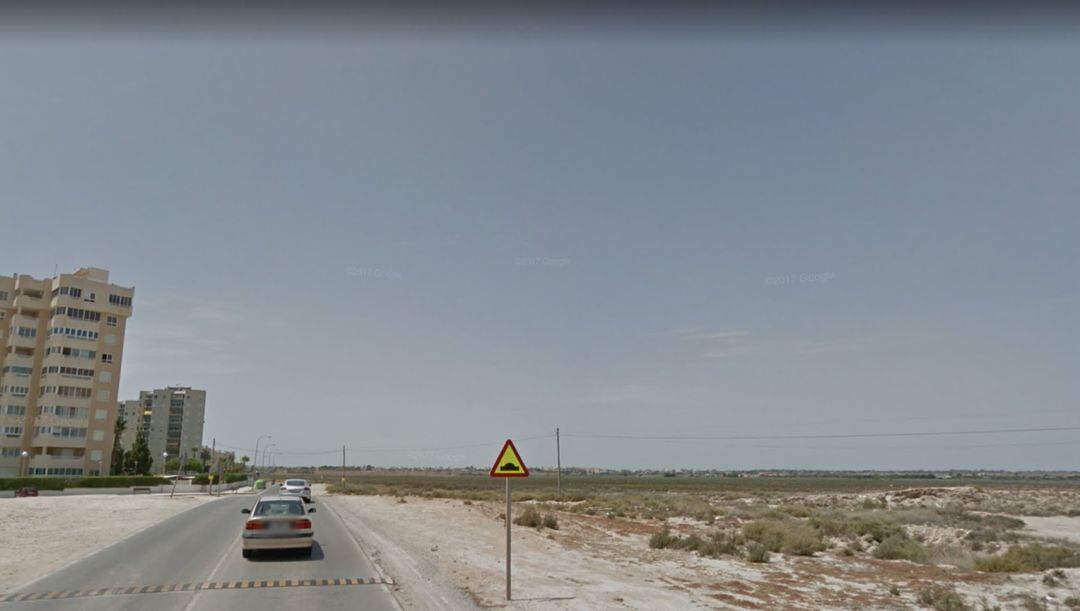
(262, 444), (276, 476)
(162, 452), (169, 475)
(20, 450), (29, 477)
(253, 435), (272, 475)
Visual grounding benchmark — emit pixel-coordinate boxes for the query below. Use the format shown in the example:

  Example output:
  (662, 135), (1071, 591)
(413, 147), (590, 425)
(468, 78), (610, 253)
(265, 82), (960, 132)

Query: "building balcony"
(3, 352), (34, 368)
(32, 435), (88, 449)
(13, 293), (46, 313)
(6, 333), (37, 350)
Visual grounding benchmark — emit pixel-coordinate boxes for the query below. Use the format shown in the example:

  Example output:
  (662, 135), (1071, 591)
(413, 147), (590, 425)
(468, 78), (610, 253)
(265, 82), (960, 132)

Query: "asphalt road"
(3, 490), (400, 610)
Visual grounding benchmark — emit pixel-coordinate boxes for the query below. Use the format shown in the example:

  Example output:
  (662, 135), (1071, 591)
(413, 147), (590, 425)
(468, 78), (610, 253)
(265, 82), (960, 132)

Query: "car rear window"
(254, 500), (305, 516)
(285, 480), (306, 486)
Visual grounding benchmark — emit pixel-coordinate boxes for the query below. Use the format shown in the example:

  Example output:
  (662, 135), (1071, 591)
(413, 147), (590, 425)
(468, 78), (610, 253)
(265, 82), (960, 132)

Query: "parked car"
(240, 496), (315, 558)
(15, 487), (38, 498)
(280, 479), (312, 503)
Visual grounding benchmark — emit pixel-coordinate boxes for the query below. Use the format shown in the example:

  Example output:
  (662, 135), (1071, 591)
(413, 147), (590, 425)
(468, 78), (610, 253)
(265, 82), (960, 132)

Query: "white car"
(241, 496), (315, 558)
(280, 479), (312, 503)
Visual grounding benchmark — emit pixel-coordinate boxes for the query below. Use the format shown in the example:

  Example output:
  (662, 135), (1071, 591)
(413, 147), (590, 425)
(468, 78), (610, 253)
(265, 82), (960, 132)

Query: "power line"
(214, 434), (555, 457)
(563, 425), (1080, 442)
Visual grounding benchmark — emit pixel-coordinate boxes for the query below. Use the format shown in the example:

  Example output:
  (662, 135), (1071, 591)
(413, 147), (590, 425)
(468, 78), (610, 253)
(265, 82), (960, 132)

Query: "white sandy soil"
(0, 493), (216, 593)
(327, 490), (1080, 610)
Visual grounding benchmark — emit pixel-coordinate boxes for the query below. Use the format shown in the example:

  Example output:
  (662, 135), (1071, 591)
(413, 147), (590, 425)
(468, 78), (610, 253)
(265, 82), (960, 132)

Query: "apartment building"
(119, 387), (206, 462)
(0, 268), (134, 477)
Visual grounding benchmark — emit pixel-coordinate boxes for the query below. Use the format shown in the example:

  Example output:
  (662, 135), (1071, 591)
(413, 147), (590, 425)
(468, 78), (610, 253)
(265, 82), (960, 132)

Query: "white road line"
(181, 529), (242, 611)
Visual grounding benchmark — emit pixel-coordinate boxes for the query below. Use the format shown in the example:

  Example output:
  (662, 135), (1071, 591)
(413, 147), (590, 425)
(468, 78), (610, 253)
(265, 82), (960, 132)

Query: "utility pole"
(556, 427), (562, 498)
(506, 477), (512, 601)
(341, 445), (346, 484)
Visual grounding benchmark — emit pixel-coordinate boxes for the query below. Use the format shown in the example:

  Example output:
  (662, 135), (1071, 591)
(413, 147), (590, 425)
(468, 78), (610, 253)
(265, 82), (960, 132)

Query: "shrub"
(746, 542), (770, 563)
(1042, 569), (1066, 587)
(809, 513), (854, 538)
(542, 514), (559, 530)
(742, 519), (824, 556)
(853, 517), (904, 543)
(700, 530), (742, 557)
(915, 585), (970, 611)
(873, 534), (928, 563)
(1064, 596), (1080, 609)
(778, 504), (814, 518)
(0, 476), (169, 491)
(649, 527), (677, 550)
(975, 543), (1080, 573)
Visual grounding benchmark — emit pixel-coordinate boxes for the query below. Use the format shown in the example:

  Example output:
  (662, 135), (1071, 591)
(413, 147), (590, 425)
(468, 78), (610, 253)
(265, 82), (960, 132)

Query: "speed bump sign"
(489, 439), (529, 478)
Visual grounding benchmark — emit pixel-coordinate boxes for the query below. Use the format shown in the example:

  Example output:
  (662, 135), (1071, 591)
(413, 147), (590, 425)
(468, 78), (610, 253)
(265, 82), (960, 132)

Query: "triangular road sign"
(489, 439), (529, 478)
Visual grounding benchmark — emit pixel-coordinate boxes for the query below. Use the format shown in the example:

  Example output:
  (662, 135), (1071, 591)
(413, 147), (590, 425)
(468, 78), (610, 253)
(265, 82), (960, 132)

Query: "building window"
(108, 294), (132, 307)
(4, 405), (27, 416)
(2, 366), (33, 377)
(53, 286), (83, 299)
(95, 409), (107, 420)
(48, 327), (99, 341)
(0, 448), (20, 457)
(15, 326), (37, 338)
(104, 334), (116, 346)
(1, 386), (29, 397)
(86, 292), (96, 303)
(97, 390), (109, 402)
(47, 346), (96, 359)
(90, 449), (103, 460)
(53, 307), (101, 322)
(0, 290), (8, 301)
(101, 354), (113, 364)
(2, 426), (23, 437)
(34, 426), (87, 438)
(99, 371), (112, 383)
(106, 315), (117, 327)
(92, 430), (105, 441)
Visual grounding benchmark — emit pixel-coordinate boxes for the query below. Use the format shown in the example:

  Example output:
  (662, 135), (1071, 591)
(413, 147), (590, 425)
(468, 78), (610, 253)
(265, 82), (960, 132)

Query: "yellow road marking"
(0, 577), (385, 601)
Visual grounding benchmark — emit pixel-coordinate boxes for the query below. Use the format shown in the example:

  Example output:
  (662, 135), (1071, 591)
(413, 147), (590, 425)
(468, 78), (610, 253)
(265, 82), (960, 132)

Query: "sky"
(2, 13), (1079, 470)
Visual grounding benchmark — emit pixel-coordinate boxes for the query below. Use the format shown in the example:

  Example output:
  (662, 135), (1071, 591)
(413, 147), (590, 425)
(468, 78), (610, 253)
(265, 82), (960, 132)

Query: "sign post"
(489, 439), (529, 601)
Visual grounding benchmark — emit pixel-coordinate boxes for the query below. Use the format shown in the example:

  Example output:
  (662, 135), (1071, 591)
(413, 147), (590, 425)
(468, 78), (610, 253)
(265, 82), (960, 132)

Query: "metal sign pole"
(506, 477), (511, 601)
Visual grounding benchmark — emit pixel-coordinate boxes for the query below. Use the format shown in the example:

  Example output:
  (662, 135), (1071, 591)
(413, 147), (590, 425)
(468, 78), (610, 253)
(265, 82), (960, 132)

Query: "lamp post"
(20, 450), (29, 477)
(262, 444), (276, 477)
(162, 452), (169, 475)
(253, 435), (271, 477)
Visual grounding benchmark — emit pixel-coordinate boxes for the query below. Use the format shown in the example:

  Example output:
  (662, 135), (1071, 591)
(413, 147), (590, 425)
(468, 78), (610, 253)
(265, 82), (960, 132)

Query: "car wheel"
(242, 549), (252, 559)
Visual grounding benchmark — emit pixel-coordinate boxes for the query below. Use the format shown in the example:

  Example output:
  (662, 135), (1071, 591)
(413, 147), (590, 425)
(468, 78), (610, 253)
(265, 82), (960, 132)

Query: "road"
(2, 490), (400, 610)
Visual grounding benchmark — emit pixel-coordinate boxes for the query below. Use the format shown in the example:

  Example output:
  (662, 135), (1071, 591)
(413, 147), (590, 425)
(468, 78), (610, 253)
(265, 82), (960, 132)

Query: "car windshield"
(285, 480), (306, 486)
(254, 501), (305, 517)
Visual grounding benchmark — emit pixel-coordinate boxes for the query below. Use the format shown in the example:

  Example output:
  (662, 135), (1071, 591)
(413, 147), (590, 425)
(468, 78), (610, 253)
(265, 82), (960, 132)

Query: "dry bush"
(746, 542), (770, 563)
(742, 519), (824, 556)
(915, 585), (971, 611)
(873, 534), (929, 563)
(975, 543), (1080, 573)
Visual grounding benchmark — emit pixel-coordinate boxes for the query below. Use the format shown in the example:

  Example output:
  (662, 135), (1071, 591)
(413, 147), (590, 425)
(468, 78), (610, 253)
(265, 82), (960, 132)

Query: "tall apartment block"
(119, 387), (206, 463)
(0, 268), (133, 477)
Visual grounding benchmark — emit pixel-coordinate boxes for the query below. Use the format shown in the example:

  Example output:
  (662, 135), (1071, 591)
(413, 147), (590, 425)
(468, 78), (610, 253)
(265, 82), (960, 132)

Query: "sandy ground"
(1021, 516), (1080, 545)
(0, 493), (217, 593)
(328, 490), (1080, 610)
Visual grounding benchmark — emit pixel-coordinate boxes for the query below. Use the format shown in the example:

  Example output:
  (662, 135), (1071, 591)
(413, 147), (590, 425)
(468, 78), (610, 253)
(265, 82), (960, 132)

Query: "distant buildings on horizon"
(0, 266), (206, 477)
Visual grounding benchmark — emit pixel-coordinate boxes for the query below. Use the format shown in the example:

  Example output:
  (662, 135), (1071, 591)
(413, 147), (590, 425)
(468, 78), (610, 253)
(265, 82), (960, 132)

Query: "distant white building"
(120, 387), (206, 464)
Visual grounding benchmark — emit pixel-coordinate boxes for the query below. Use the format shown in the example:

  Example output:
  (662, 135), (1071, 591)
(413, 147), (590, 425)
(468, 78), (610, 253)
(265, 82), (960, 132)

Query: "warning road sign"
(489, 439), (529, 478)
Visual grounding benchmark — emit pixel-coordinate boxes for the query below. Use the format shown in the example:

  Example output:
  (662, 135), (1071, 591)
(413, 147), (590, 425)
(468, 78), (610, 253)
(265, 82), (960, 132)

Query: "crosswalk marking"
(0, 576), (394, 602)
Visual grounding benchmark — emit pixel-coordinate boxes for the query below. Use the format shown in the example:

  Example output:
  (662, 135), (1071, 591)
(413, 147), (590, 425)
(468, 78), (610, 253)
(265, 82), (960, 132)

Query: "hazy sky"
(3, 25), (1079, 470)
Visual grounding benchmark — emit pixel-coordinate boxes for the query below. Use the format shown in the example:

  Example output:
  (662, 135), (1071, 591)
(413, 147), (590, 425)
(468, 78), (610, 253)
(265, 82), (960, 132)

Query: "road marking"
(0, 577), (392, 602)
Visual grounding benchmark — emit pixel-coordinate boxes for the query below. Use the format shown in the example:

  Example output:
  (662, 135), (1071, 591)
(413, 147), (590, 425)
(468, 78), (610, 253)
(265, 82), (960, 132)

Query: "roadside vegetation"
(321, 470), (1080, 579)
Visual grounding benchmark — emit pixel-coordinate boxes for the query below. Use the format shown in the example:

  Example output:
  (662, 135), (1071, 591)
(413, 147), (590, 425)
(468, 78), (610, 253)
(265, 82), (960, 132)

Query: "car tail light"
(291, 519), (312, 530)
(245, 521), (266, 530)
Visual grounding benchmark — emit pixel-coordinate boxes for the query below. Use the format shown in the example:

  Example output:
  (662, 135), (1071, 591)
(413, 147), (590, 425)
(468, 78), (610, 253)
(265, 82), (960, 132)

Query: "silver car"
(241, 496), (315, 558)
(280, 479), (312, 503)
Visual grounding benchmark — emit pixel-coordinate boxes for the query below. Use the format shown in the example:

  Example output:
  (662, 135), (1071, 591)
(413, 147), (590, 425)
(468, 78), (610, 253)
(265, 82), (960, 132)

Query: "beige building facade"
(0, 267), (134, 477)
(120, 387), (206, 465)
